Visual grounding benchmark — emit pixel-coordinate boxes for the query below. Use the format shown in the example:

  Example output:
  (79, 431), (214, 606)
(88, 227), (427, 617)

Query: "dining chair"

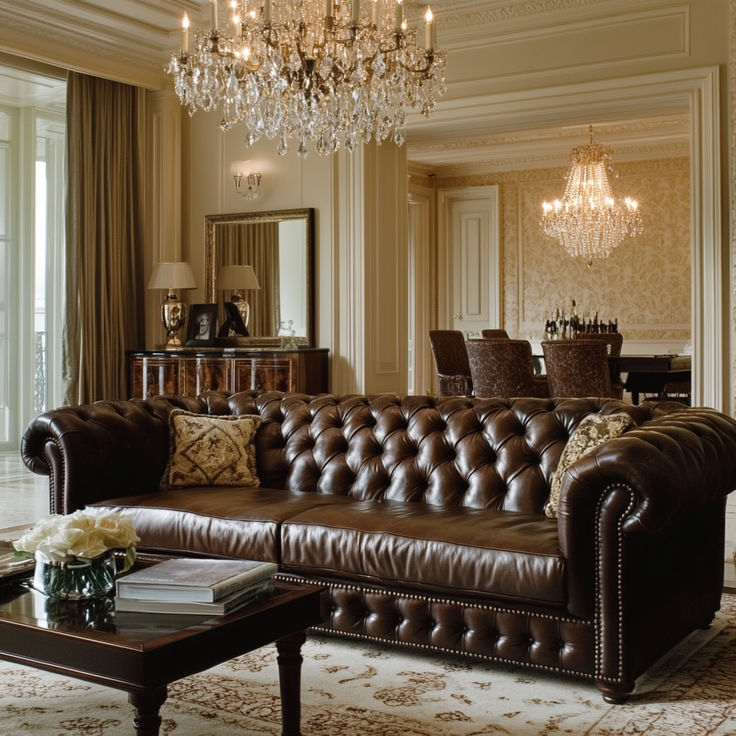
(573, 331), (623, 357)
(466, 339), (549, 398)
(541, 339), (623, 399)
(573, 331), (625, 394)
(481, 329), (510, 339)
(429, 330), (473, 396)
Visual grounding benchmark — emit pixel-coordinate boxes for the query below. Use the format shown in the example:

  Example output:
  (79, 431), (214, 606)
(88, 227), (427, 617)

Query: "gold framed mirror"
(205, 208), (315, 346)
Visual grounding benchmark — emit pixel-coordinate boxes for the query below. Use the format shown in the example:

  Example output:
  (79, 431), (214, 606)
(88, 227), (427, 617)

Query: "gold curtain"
(63, 72), (145, 403)
(220, 222), (279, 335)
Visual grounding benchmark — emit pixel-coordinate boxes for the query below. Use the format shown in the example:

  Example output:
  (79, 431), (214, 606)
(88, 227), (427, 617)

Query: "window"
(0, 64), (66, 449)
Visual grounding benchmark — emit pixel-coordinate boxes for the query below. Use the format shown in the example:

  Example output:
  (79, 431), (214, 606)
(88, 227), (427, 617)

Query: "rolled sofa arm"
(20, 396), (202, 514)
(557, 407), (736, 618)
(560, 408), (736, 533)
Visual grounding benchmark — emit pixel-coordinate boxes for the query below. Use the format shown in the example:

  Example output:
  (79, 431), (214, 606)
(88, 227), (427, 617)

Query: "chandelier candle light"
(540, 126), (643, 265)
(167, 0), (446, 157)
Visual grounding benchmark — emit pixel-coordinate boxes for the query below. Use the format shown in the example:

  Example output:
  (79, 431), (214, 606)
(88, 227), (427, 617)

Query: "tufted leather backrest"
(200, 391), (662, 516)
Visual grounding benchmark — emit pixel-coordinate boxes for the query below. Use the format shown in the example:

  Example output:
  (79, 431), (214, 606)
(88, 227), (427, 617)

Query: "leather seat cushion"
(91, 488), (356, 562)
(281, 500), (566, 606)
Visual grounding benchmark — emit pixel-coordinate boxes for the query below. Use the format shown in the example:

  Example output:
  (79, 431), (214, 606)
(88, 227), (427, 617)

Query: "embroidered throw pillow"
(545, 412), (633, 518)
(161, 410), (262, 489)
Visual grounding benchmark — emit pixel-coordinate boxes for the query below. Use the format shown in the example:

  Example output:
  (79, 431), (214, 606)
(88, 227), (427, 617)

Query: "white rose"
(94, 511), (139, 549)
(13, 510), (139, 562)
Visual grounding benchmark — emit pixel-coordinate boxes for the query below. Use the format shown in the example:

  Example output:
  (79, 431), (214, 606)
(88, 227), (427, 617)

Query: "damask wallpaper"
(435, 157), (691, 344)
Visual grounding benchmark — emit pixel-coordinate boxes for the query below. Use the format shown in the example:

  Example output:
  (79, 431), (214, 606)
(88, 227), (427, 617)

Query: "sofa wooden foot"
(596, 681), (633, 704)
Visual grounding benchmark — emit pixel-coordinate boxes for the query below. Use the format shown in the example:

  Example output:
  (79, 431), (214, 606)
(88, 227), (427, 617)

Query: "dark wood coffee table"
(0, 567), (323, 736)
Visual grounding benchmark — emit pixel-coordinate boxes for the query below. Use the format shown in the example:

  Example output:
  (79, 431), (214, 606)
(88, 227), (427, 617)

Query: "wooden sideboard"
(127, 348), (329, 399)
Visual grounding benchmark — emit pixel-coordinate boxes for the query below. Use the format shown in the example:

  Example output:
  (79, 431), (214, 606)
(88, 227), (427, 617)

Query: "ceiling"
(0, 0), (690, 173)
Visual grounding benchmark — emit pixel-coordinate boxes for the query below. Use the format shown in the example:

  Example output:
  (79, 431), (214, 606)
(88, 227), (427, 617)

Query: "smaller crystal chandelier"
(166, 0), (446, 157)
(540, 126), (643, 265)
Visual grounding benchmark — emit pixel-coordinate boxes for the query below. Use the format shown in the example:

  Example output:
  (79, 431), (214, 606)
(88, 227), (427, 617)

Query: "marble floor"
(0, 450), (734, 589)
(0, 451), (50, 531)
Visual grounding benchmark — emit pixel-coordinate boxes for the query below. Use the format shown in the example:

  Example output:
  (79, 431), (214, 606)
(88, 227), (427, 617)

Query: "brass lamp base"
(230, 294), (250, 331)
(161, 292), (186, 348)
(222, 292), (250, 336)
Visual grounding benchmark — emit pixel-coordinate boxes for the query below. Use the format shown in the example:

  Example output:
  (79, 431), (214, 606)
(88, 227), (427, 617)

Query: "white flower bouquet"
(15, 509), (140, 566)
(14, 509), (140, 599)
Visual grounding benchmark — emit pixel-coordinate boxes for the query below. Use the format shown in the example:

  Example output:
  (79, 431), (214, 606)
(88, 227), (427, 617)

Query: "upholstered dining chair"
(466, 339), (549, 398)
(542, 339), (623, 399)
(573, 332), (625, 394)
(573, 331), (623, 356)
(429, 330), (473, 396)
(481, 328), (510, 339)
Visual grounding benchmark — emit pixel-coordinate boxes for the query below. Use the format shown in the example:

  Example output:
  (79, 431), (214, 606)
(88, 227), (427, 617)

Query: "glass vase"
(32, 550), (117, 600)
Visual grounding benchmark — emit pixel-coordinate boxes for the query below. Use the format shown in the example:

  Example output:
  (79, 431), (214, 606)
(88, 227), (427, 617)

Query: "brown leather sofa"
(21, 391), (736, 703)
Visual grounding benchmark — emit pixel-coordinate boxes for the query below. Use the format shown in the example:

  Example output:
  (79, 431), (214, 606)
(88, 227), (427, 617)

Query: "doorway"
(438, 186), (501, 339)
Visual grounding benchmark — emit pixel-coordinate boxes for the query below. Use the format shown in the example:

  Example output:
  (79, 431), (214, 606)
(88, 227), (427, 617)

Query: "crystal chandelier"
(166, 0), (447, 157)
(540, 126), (643, 265)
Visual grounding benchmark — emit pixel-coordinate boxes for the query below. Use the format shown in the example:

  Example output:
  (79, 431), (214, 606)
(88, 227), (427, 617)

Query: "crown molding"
(0, 0), (201, 89)
(420, 143), (689, 178)
(407, 0), (683, 40)
(407, 114), (690, 173)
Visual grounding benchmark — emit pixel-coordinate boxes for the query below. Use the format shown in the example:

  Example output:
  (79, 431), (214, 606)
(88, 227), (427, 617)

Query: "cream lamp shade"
(218, 265), (260, 335)
(147, 261), (197, 292)
(217, 265), (261, 292)
(147, 262), (197, 348)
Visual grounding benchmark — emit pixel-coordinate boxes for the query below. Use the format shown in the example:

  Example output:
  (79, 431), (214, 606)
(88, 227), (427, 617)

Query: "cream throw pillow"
(162, 410), (262, 489)
(545, 412), (633, 518)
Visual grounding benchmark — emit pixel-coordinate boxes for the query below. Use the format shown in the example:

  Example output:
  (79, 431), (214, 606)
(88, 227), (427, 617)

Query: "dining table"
(614, 354), (691, 405)
(532, 351), (692, 405)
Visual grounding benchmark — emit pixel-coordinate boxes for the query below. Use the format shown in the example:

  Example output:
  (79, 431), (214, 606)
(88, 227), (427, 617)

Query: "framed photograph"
(185, 304), (218, 347)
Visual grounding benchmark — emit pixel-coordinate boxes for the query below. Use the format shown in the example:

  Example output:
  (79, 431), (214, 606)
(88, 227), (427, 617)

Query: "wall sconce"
(233, 171), (262, 199)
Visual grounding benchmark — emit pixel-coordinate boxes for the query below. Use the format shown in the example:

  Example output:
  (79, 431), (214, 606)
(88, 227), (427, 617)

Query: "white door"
(440, 187), (500, 338)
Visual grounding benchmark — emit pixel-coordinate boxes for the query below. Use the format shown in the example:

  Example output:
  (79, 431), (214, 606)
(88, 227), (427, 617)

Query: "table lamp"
(147, 262), (197, 348)
(218, 265), (260, 335)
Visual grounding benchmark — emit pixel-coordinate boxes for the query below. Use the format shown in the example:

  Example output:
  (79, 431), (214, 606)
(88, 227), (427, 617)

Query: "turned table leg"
(129, 686), (168, 736)
(276, 630), (307, 736)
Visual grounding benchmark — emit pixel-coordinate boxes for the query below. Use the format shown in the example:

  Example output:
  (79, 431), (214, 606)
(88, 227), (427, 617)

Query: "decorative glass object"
(279, 319), (299, 349)
(32, 550), (118, 600)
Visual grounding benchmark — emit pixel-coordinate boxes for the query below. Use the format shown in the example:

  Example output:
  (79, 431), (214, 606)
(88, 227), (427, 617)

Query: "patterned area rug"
(1, 595), (735, 736)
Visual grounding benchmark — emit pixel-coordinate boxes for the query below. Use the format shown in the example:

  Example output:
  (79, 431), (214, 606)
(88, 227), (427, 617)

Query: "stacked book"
(115, 558), (278, 615)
